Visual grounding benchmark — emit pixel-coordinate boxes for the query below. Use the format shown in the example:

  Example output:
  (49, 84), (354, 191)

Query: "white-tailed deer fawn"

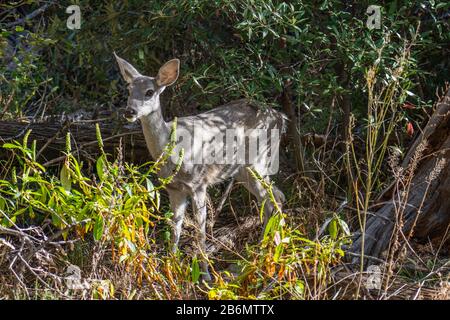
(114, 53), (285, 281)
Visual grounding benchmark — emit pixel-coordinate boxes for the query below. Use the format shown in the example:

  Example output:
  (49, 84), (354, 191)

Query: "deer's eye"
(145, 89), (155, 98)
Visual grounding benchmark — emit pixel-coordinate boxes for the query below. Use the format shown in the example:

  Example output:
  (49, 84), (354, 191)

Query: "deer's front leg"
(192, 187), (211, 282)
(168, 189), (188, 253)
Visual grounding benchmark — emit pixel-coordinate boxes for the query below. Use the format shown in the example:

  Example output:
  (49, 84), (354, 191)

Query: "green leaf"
(2, 143), (22, 150)
(93, 215), (104, 241)
(60, 165), (71, 192)
(0, 197), (5, 211)
(51, 211), (62, 228)
(263, 211), (275, 239)
(328, 218), (338, 240)
(191, 257), (200, 283)
(259, 198), (266, 223)
(96, 155), (106, 181)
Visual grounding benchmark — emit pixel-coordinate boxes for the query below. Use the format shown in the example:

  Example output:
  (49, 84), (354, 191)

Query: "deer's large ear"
(114, 52), (141, 84)
(156, 59), (180, 87)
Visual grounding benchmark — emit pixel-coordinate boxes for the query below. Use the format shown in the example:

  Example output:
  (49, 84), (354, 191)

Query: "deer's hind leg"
(236, 168), (285, 234)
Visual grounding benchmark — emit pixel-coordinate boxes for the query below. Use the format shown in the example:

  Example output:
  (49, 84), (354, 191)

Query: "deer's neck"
(140, 102), (170, 160)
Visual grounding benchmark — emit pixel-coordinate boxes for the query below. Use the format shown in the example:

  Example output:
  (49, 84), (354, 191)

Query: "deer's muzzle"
(124, 108), (137, 121)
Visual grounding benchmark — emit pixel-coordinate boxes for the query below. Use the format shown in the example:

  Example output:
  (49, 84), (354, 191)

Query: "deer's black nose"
(124, 109), (137, 118)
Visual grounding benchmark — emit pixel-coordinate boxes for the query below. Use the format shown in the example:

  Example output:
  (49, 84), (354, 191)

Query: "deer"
(114, 53), (285, 281)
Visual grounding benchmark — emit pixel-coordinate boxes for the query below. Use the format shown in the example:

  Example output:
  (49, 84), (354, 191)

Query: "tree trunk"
(280, 81), (306, 174)
(351, 88), (450, 261)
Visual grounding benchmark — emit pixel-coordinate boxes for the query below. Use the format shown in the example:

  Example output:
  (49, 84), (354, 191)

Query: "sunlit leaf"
(191, 257), (200, 283)
(328, 219), (338, 240)
(96, 155), (106, 181)
(60, 164), (71, 192)
(93, 215), (104, 241)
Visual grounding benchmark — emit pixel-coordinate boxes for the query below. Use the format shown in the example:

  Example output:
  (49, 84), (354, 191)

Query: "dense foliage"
(0, 0), (449, 299)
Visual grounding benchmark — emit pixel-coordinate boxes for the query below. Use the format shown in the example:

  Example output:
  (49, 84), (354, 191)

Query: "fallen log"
(0, 119), (150, 165)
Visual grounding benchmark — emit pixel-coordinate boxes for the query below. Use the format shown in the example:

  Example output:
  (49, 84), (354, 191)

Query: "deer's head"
(114, 53), (180, 122)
